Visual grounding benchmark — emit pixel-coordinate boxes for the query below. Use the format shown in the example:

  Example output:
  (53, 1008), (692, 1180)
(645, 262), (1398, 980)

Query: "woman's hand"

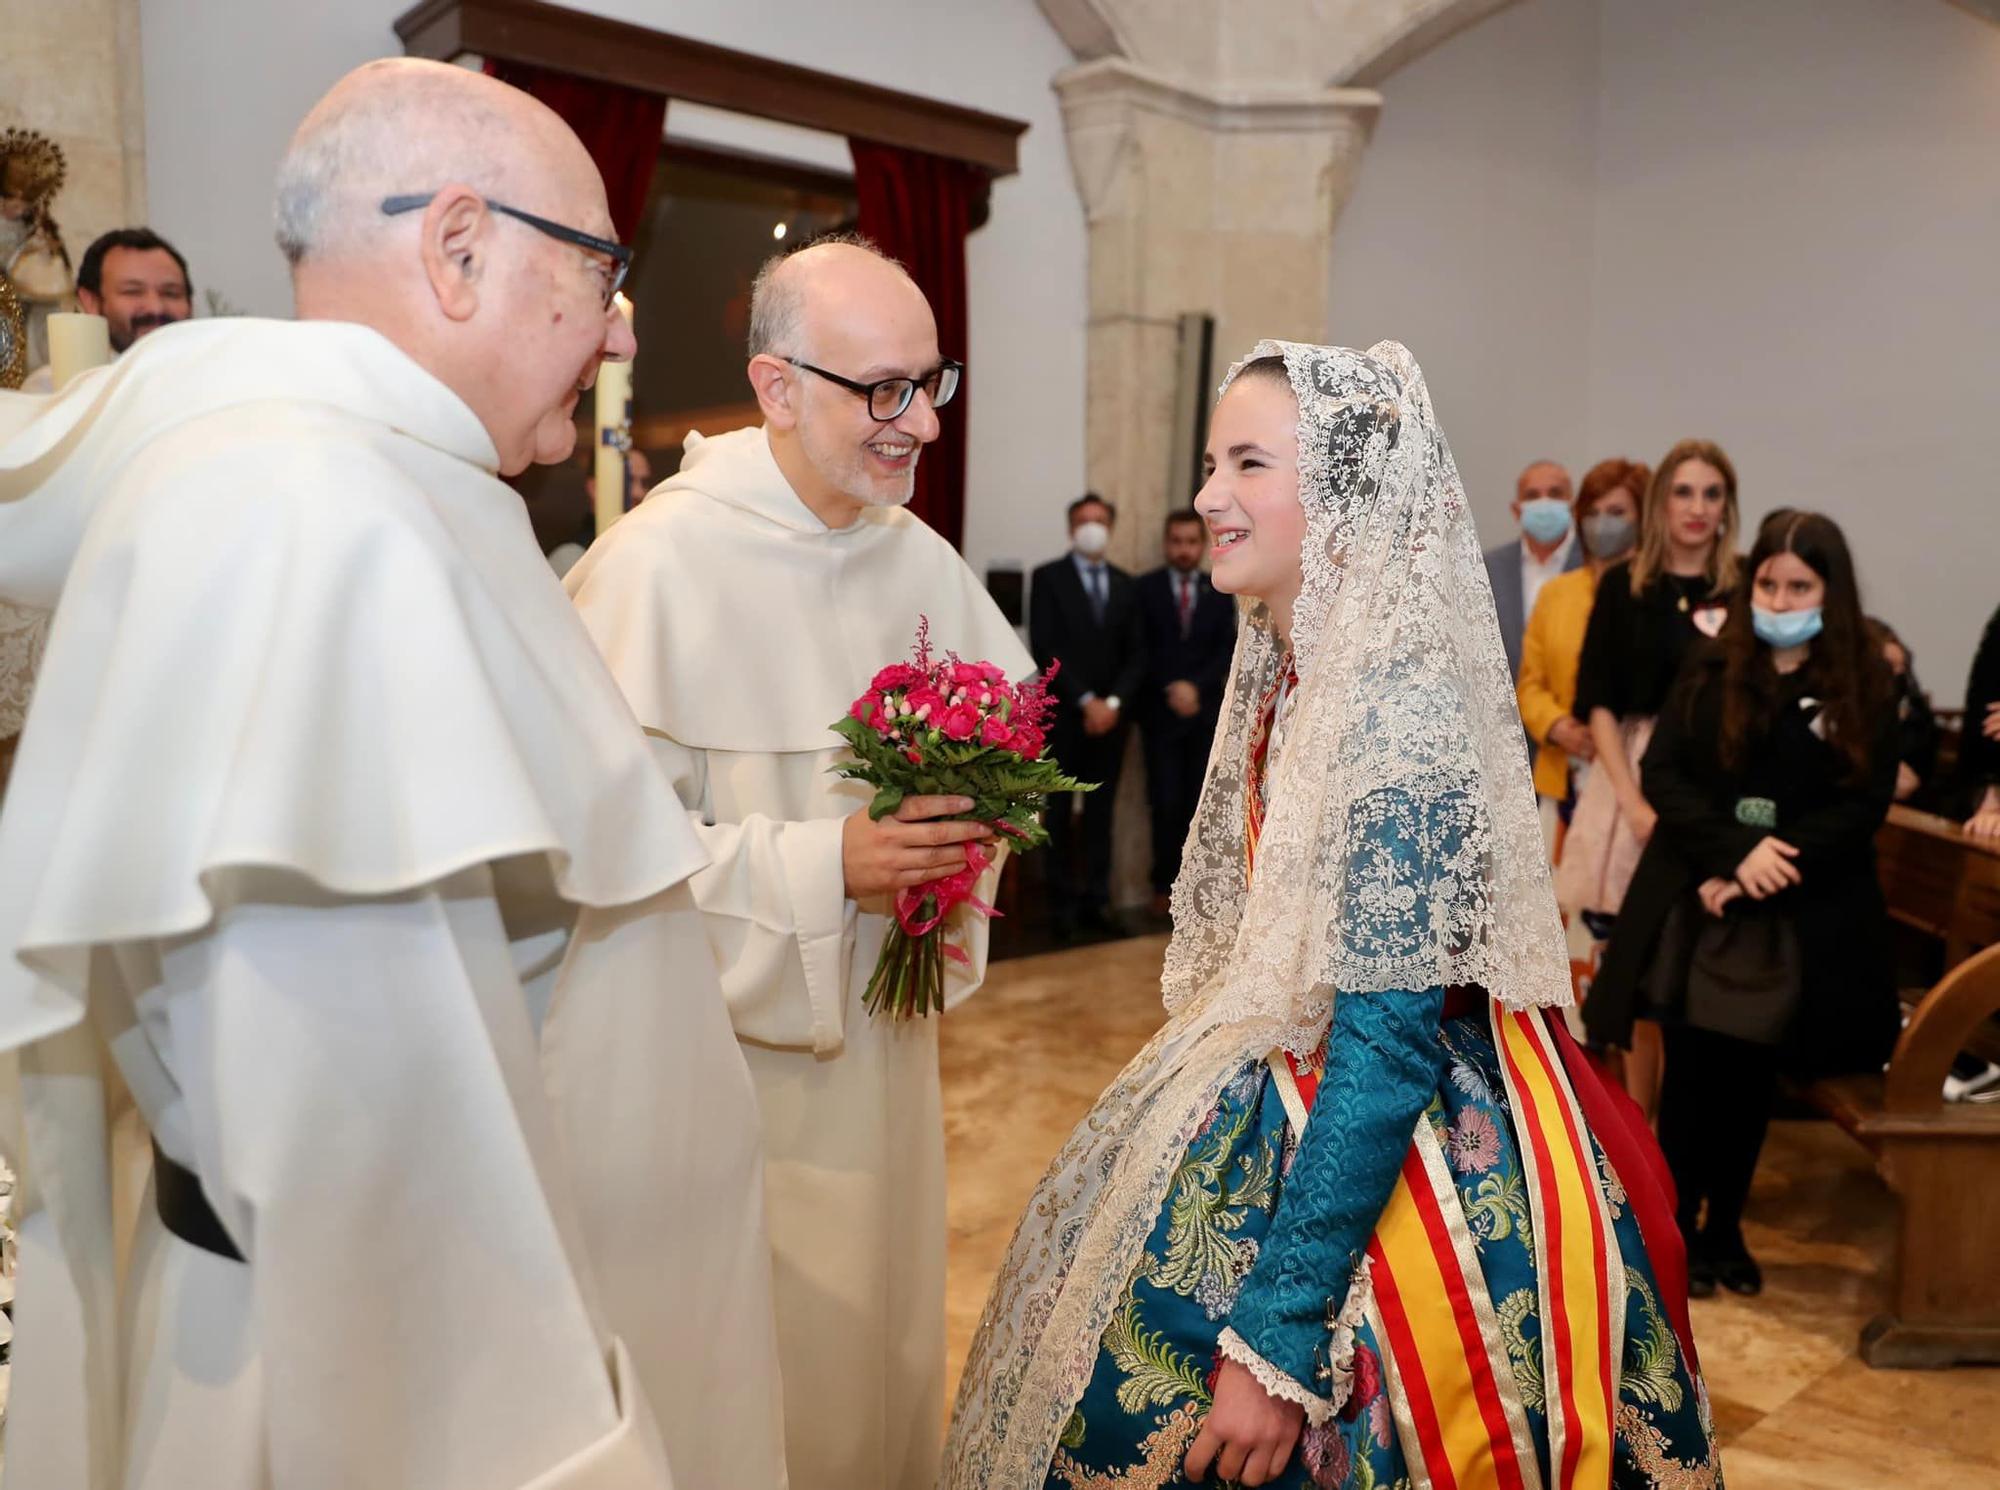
(1894, 761), (1921, 802)
(1621, 792), (1658, 844)
(1698, 877), (1743, 917)
(1184, 1358), (1306, 1486)
(1735, 835), (1801, 898)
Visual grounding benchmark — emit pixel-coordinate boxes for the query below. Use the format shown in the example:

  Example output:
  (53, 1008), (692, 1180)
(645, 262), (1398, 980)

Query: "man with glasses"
(567, 235), (1031, 1490)
(0, 58), (783, 1490)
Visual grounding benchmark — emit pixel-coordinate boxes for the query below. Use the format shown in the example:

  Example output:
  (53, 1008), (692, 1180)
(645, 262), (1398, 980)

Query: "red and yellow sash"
(1270, 1008), (1623, 1490)
(1247, 670), (1623, 1486)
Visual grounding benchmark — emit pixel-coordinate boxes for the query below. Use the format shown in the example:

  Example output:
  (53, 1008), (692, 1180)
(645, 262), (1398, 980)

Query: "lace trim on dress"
(1216, 1328), (1337, 1427)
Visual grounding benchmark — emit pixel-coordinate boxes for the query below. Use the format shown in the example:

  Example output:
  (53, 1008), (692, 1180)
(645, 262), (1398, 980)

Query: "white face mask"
(1072, 520), (1111, 558)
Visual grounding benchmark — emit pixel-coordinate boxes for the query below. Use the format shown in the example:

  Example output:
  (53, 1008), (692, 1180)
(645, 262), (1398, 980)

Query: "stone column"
(1053, 59), (1377, 909)
(1, 0), (149, 257)
(1054, 58), (1379, 574)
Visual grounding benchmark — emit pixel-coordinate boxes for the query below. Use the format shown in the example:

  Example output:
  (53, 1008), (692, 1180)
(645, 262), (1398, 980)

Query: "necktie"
(1176, 574), (1193, 638)
(1089, 565), (1107, 623)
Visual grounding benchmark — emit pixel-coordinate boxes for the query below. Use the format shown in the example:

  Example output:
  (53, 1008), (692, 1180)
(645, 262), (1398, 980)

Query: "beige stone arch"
(1035, 0), (1530, 576)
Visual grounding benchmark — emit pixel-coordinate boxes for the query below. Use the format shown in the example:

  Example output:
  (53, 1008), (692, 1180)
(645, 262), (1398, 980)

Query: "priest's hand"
(843, 795), (995, 899)
(1698, 876), (1743, 917)
(1184, 1358), (1305, 1486)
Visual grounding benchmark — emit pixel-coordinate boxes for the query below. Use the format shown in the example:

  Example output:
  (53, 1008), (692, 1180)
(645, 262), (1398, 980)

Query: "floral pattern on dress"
(1045, 1010), (1720, 1489)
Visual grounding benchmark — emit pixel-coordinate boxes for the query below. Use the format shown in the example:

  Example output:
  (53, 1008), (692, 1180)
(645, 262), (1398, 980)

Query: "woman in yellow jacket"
(1517, 458), (1649, 842)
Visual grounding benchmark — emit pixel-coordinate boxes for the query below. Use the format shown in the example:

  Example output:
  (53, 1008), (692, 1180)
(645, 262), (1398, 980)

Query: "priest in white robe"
(0, 60), (782, 1490)
(566, 239), (1033, 1490)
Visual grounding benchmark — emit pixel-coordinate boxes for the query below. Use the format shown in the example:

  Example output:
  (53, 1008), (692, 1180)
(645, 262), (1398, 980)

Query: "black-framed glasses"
(786, 357), (963, 422)
(380, 193), (632, 309)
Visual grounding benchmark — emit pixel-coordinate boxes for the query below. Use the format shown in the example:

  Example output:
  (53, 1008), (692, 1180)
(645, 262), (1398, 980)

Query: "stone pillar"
(1053, 59), (1379, 574)
(2, 0), (148, 246)
(1053, 59), (1376, 909)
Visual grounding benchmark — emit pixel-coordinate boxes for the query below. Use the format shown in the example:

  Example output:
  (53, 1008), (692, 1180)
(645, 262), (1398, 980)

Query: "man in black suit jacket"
(1136, 509), (1237, 913)
(1030, 493), (1145, 933)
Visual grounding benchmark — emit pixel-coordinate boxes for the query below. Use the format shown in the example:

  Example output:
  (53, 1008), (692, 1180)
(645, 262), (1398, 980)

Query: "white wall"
(137, 0), (1087, 585)
(1329, 0), (2000, 703)
(1327, 0), (1602, 547)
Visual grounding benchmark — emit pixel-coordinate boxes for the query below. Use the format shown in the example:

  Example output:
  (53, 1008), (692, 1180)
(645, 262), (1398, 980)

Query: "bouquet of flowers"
(832, 618), (1094, 1020)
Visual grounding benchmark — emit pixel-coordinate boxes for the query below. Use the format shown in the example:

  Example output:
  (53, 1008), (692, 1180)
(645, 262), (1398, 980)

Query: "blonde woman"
(1555, 442), (1741, 1117)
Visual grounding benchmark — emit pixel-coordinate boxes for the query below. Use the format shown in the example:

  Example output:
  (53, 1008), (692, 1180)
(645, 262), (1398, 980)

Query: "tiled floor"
(941, 933), (2000, 1487)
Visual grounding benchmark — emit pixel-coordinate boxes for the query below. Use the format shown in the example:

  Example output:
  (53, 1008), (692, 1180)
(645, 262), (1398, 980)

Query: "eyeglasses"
(380, 193), (632, 309)
(786, 357), (963, 422)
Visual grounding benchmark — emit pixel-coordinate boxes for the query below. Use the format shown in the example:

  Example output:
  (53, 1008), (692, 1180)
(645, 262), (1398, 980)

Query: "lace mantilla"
(941, 342), (1574, 1488)
(0, 600), (47, 740)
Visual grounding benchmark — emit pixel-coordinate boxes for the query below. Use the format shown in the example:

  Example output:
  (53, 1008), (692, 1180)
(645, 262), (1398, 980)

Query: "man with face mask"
(1483, 458), (1581, 679)
(19, 228), (195, 393)
(1029, 493), (1146, 936)
(0, 59), (783, 1490)
(565, 234), (1030, 1490)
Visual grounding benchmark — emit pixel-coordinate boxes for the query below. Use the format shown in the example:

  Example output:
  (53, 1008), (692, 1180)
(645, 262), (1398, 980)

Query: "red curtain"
(852, 142), (985, 552)
(484, 60), (665, 243)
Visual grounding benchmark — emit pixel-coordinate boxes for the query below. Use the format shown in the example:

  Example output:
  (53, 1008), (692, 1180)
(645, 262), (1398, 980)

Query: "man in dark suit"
(1030, 493), (1145, 935)
(1136, 508), (1236, 915)
(1482, 458), (1582, 680)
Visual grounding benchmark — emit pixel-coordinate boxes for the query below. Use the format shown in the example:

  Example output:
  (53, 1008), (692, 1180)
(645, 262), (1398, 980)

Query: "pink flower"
(1445, 1108), (1502, 1175)
(948, 661), (987, 688)
(979, 715), (1014, 748)
(1010, 722), (1045, 761)
(872, 663), (925, 693)
(903, 685), (945, 723)
(1368, 1394), (1392, 1448)
(904, 747), (924, 765)
(850, 691), (894, 735)
(940, 702), (983, 741)
(1301, 1422), (1349, 1488)
(980, 661), (1009, 682)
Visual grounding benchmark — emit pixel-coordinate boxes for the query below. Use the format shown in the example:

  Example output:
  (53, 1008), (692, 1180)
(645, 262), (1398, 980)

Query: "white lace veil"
(941, 340), (1570, 1487)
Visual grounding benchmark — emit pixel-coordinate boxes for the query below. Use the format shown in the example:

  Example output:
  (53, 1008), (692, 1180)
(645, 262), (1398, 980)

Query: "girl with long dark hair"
(1586, 510), (1898, 1296)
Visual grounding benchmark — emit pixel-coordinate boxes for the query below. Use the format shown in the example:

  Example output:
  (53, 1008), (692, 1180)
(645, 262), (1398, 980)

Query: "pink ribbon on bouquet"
(894, 839), (1000, 965)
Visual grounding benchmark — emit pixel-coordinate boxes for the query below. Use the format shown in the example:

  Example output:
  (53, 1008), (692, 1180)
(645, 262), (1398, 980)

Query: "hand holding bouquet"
(832, 619), (1094, 1019)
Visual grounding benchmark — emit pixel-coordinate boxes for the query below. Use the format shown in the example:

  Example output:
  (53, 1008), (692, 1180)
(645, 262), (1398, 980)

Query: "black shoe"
(1687, 1253), (1718, 1300)
(1713, 1249), (1763, 1296)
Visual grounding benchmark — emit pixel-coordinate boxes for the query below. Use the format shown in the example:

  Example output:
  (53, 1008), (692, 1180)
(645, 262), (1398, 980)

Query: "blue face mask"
(1752, 605), (1823, 649)
(1519, 497), (1572, 545)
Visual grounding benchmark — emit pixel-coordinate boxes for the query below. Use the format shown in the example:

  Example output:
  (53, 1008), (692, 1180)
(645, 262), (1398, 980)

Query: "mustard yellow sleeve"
(1516, 590), (1569, 746)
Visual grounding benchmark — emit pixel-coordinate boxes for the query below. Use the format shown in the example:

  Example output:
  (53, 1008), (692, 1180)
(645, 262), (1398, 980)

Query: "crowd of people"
(1484, 445), (2000, 1297)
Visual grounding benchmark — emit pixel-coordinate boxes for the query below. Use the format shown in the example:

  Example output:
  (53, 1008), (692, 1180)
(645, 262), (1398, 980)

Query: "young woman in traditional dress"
(944, 342), (1719, 1490)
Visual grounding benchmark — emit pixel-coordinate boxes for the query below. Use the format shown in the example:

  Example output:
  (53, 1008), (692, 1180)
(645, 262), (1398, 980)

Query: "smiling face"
(752, 243), (944, 520)
(1194, 372), (1307, 631)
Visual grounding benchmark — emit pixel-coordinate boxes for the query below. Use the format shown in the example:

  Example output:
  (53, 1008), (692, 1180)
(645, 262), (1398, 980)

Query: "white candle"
(47, 312), (112, 391)
(593, 294), (635, 539)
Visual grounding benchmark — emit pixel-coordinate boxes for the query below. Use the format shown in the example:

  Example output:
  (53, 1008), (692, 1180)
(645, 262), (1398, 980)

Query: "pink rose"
(940, 702), (983, 741)
(979, 661), (1009, 682)
(979, 715), (1014, 748)
(903, 686), (945, 723)
(1010, 723), (1045, 761)
(850, 692), (892, 735)
(872, 663), (925, 693)
(949, 661), (987, 688)
(1341, 1344), (1382, 1419)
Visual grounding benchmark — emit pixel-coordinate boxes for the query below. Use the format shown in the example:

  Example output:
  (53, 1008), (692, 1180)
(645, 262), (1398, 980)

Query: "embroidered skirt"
(1044, 1009), (1719, 1489)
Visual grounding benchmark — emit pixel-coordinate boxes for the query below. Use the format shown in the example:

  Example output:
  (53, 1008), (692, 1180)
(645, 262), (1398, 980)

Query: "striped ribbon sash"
(1268, 1003), (1623, 1490)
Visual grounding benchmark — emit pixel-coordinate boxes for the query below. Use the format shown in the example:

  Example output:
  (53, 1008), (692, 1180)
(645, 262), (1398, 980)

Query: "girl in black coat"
(1586, 510), (1898, 1297)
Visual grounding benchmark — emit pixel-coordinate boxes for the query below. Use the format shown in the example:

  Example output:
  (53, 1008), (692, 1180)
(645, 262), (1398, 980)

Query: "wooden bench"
(1806, 805), (2000, 1368)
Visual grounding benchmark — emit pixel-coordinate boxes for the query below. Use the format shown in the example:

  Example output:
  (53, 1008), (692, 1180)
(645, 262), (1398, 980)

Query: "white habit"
(566, 426), (1033, 1490)
(0, 321), (783, 1490)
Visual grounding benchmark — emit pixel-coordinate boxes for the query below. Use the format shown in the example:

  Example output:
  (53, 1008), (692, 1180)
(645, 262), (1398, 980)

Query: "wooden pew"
(1807, 805), (2000, 1368)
